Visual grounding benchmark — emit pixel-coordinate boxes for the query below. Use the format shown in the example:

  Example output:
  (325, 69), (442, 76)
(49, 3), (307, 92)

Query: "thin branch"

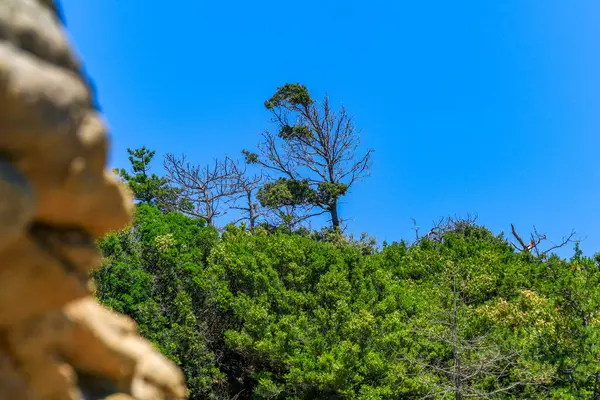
(510, 223), (578, 257)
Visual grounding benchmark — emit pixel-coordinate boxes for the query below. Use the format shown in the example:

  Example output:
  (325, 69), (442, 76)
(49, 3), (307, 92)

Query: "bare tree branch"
(226, 160), (266, 229)
(510, 224), (578, 257)
(163, 154), (241, 227)
(412, 215), (479, 246)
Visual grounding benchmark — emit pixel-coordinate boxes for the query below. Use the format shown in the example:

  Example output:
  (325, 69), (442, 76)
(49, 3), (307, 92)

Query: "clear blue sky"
(61, 0), (600, 256)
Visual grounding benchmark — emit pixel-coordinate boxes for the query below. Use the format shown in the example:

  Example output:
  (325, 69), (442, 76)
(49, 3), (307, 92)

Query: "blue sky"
(61, 0), (600, 256)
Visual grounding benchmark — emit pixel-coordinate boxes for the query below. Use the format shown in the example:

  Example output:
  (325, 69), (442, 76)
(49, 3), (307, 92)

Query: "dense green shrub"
(94, 205), (600, 399)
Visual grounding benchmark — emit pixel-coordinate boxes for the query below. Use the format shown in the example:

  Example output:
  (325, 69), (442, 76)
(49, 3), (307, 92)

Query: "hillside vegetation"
(95, 198), (600, 399)
(93, 84), (598, 399)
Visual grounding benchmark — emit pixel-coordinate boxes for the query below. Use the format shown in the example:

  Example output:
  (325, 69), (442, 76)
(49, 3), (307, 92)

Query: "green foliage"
(264, 83), (313, 109)
(202, 225), (425, 398)
(257, 178), (315, 208)
(116, 147), (190, 213)
(242, 149), (259, 164)
(256, 179), (348, 215)
(94, 204), (224, 399)
(315, 182), (348, 205)
(278, 124), (313, 141)
(94, 202), (600, 399)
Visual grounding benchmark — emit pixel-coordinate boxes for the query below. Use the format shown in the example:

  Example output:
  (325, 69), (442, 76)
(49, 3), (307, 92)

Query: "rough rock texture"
(0, 0), (188, 398)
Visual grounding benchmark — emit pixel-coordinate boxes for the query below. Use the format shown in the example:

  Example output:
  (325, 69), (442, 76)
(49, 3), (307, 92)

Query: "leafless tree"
(510, 224), (579, 258)
(244, 83), (374, 229)
(226, 161), (266, 230)
(163, 153), (239, 227)
(411, 214), (479, 245)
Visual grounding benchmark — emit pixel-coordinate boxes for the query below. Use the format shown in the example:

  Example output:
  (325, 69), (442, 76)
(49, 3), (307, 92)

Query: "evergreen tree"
(116, 147), (189, 213)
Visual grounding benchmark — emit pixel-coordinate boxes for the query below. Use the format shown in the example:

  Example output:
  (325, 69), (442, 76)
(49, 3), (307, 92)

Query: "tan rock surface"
(0, 0), (188, 398)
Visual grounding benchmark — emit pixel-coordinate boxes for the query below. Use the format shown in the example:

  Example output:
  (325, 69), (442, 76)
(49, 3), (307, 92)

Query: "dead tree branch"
(226, 160), (266, 229)
(163, 154), (240, 226)
(412, 214), (479, 245)
(510, 224), (578, 257)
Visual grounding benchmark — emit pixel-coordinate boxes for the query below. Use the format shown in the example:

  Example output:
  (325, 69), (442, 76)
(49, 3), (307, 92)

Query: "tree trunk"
(452, 271), (462, 400)
(330, 202), (340, 228)
(248, 193), (255, 230)
(205, 201), (214, 226)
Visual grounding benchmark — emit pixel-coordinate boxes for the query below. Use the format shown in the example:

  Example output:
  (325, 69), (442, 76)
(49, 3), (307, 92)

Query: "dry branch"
(164, 154), (240, 226)
(509, 224), (578, 257)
